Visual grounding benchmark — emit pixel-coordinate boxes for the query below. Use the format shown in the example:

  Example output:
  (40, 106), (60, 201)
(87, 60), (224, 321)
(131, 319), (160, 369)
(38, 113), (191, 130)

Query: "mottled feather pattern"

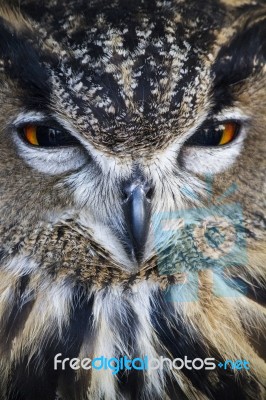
(0, 0), (265, 399)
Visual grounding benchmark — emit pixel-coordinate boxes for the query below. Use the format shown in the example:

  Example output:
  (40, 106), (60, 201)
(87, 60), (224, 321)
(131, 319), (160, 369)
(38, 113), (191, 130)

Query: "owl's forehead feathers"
(43, 0), (224, 153)
(0, 0), (264, 155)
(50, 38), (212, 153)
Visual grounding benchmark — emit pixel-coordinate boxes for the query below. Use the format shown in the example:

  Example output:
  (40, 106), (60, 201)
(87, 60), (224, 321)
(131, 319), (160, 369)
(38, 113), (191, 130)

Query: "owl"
(0, 0), (265, 399)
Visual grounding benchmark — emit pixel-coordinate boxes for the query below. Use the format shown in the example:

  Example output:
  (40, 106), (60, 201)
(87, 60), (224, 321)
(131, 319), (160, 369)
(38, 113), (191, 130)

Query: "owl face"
(0, 1), (265, 400)
(0, 0), (265, 275)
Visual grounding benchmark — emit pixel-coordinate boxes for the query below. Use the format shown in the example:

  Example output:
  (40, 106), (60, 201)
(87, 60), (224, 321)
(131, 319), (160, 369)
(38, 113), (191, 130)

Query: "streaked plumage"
(0, 0), (265, 399)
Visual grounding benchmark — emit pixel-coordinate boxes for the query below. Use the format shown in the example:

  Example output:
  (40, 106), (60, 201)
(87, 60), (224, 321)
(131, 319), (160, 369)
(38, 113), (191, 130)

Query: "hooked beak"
(122, 180), (153, 264)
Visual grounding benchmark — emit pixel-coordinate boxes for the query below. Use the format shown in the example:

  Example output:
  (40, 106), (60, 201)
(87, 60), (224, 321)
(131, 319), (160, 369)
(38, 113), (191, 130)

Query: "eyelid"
(16, 119), (64, 131)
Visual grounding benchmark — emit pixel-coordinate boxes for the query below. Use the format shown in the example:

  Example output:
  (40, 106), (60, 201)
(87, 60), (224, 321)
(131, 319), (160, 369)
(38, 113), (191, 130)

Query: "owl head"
(0, 1), (265, 399)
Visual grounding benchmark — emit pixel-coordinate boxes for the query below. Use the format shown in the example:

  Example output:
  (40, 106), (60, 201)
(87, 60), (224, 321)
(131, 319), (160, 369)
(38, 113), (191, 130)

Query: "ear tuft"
(213, 11), (266, 87)
(0, 4), (33, 33)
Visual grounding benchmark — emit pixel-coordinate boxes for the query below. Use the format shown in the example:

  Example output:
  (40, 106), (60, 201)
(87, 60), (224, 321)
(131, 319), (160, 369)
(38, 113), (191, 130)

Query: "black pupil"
(27, 126), (79, 147)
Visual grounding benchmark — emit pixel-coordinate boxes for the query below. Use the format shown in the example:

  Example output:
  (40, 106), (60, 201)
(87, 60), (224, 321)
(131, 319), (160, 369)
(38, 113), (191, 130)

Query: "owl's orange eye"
(24, 125), (39, 146)
(186, 121), (240, 147)
(218, 122), (237, 145)
(21, 124), (80, 147)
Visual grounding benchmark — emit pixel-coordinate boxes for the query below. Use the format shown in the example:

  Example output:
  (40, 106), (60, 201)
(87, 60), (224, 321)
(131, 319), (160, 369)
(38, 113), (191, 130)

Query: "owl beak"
(122, 181), (152, 264)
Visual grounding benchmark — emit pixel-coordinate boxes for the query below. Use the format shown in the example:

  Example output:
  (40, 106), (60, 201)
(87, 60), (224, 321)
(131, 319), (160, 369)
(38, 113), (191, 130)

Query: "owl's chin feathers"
(0, 242), (265, 399)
